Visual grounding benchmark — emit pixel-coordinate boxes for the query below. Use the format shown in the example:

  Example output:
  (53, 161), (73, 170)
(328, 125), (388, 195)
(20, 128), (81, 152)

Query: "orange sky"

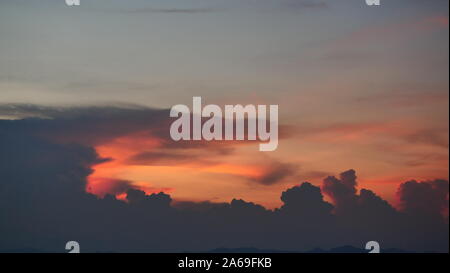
(86, 113), (449, 209)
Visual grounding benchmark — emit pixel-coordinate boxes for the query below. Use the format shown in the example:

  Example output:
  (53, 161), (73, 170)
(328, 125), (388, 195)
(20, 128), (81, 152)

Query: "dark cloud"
(173, 200), (229, 212)
(126, 189), (172, 208)
(0, 103), (292, 150)
(127, 151), (201, 165)
(279, 182), (333, 217)
(397, 179), (449, 218)
(0, 106), (448, 253)
(126, 150), (219, 166)
(319, 170), (448, 251)
(321, 169), (358, 214)
(321, 169), (399, 220)
(0, 103), (170, 146)
(254, 162), (297, 185)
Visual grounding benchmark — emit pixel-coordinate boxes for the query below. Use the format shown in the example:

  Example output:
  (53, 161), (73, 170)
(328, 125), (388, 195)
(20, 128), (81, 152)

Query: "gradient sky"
(0, 0), (448, 209)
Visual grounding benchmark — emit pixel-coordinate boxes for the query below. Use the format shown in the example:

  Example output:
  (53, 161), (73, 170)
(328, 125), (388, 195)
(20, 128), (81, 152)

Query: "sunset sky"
(0, 0), (448, 209)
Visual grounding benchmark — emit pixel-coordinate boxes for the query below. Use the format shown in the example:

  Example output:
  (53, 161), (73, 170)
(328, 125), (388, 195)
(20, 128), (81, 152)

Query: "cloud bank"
(0, 105), (448, 252)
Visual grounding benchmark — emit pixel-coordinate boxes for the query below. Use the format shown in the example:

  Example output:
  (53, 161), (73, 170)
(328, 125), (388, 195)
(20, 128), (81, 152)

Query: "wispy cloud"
(124, 7), (217, 14)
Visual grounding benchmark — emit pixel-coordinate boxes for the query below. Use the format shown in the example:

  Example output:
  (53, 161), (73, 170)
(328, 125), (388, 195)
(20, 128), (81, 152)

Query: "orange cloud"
(86, 127), (297, 200)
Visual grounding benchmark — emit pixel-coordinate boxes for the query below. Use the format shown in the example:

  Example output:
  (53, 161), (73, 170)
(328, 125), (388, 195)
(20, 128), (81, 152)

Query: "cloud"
(173, 200), (229, 212)
(126, 189), (172, 208)
(321, 170), (399, 219)
(282, 0), (328, 10)
(253, 162), (296, 185)
(127, 151), (207, 166)
(0, 105), (448, 253)
(250, 0), (329, 11)
(404, 129), (449, 149)
(396, 179), (449, 218)
(321, 170), (358, 214)
(0, 137), (448, 252)
(278, 182), (333, 217)
(0, 103), (298, 195)
(79, 0), (330, 16)
(0, 103), (291, 150)
(294, 120), (449, 157)
(126, 8), (216, 14)
(0, 103), (170, 146)
(87, 178), (136, 197)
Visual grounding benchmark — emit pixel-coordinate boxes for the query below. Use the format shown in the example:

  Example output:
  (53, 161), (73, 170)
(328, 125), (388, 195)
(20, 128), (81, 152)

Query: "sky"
(0, 0), (448, 211)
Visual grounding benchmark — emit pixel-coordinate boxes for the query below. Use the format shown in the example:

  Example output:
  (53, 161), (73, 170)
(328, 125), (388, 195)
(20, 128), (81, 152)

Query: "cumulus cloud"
(396, 179), (449, 218)
(321, 169), (358, 214)
(0, 105), (448, 253)
(278, 182), (333, 218)
(321, 169), (399, 219)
